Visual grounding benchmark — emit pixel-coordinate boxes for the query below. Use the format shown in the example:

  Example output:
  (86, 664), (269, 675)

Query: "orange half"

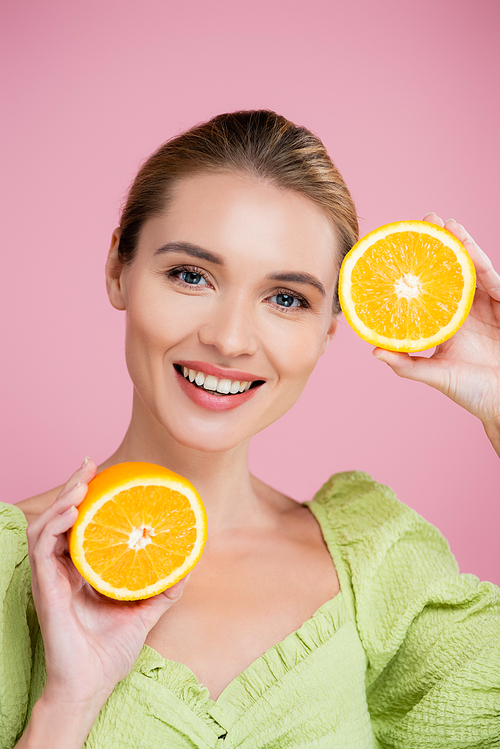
(68, 462), (207, 600)
(339, 220), (476, 352)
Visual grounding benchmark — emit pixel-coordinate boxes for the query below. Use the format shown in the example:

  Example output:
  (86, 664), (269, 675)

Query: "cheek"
(122, 283), (193, 395)
(125, 295), (170, 366)
(125, 282), (201, 352)
(265, 320), (327, 409)
(279, 319), (326, 372)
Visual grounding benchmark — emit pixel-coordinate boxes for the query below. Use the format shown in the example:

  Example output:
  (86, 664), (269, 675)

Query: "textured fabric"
(1, 471), (499, 748)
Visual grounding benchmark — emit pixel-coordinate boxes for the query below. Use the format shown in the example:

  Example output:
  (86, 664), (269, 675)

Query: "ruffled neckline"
(134, 591), (350, 730)
(130, 492), (357, 729)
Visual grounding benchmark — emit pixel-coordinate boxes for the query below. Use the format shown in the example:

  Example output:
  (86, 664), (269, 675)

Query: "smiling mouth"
(173, 364), (265, 396)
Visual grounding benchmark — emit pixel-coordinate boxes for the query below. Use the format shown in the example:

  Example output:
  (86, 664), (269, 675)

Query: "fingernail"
(446, 218), (456, 223)
(62, 505), (77, 517)
(80, 456), (90, 468)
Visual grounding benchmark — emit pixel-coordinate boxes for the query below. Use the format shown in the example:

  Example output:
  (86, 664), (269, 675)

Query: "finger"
(54, 527), (70, 557)
(30, 505), (79, 593)
(136, 574), (191, 631)
(162, 572), (191, 599)
(28, 459), (96, 541)
(444, 220), (500, 301)
(423, 212), (445, 227)
(28, 481), (88, 546)
(372, 348), (448, 391)
(56, 458), (96, 501)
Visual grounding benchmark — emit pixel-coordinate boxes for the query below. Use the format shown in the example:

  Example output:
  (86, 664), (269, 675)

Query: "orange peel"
(339, 220), (476, 352)
(68, 462), (207, 600)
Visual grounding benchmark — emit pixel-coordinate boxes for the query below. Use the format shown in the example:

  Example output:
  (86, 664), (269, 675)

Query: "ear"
(320, 314), (338, 356)
(105, 228), (127, 311)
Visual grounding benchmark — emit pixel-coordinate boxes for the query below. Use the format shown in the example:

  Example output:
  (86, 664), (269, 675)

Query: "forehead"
(141, 171), (339, 279)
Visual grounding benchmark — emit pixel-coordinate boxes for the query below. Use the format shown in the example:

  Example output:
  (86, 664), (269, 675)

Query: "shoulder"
(0, 501), (33, 647)
(0, 488), (62, 597)
(310, 472), (500, 744)
(308, 470), (458, 583)
(0, 502), (39, 745)
(0, 502), (31, 599)
(309, 470), (500, 663)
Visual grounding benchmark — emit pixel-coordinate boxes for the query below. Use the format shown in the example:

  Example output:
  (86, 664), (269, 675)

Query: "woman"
(3, 110), (500, 748)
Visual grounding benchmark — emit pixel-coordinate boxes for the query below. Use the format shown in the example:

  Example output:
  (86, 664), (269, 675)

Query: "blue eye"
(180, 270), (207, 285)
(270, 293), (302, 308)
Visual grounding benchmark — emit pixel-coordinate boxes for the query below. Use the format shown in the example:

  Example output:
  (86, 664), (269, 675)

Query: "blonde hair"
(118, 109), (359, 313)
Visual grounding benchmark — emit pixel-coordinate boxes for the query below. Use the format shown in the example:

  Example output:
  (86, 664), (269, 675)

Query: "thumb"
(372, 348), (418, 376)
(138, 573), (191, 631)
(372, 348), (447, 391)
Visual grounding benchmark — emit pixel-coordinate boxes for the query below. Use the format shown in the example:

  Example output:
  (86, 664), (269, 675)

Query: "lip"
(174, 366), (264, 412)
(174, 360), (266, 383)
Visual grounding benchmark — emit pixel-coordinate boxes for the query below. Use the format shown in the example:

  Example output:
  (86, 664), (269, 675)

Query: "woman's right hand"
(23, 458), (188, 742)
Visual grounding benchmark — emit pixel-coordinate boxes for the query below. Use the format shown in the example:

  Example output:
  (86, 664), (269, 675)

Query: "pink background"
(1, 0), (499, 584)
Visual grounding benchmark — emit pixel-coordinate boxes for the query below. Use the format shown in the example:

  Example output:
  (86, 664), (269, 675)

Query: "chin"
(135, 370), (306, 455)
(165, 418), (251, 454)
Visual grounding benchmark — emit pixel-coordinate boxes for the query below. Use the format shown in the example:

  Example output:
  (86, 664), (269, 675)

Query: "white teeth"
(180, 366), (258, 395)
(204, 375), (218, 391)
(217, 379), (231, 394)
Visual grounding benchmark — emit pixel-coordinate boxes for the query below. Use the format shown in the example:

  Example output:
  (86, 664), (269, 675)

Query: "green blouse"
(1, 471), (499, 748)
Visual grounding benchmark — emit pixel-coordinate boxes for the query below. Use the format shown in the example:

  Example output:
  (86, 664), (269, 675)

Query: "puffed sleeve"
(312, 471), (500, 748)
(0, 502), (36, 749)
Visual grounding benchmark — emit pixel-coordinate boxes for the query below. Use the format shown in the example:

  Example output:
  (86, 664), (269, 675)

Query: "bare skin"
(14, 174), (500, 747)
(14, 173), (345, 747)
(18, 470), (338, 701)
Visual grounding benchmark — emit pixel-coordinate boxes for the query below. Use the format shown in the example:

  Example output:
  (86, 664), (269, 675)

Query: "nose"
(198, 296), (259, 358)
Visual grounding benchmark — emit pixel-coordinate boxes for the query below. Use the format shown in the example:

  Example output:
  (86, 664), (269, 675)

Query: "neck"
(98, 392), (270, 532)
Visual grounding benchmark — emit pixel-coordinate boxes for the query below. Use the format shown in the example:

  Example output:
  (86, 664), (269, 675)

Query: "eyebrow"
(153, 241), (224, 265)
(266, 271), (326, 297)
(154, 241), (326, 296)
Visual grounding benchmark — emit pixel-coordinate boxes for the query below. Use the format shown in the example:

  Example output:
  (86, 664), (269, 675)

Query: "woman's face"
(107, 171), (340, 453)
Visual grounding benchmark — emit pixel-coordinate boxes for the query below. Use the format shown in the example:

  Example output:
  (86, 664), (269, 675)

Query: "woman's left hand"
(373, 213), (500, 456)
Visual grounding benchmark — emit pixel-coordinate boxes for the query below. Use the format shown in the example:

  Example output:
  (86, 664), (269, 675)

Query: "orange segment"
(339, 220), (476, 352)
(68, 462), (207, 600)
